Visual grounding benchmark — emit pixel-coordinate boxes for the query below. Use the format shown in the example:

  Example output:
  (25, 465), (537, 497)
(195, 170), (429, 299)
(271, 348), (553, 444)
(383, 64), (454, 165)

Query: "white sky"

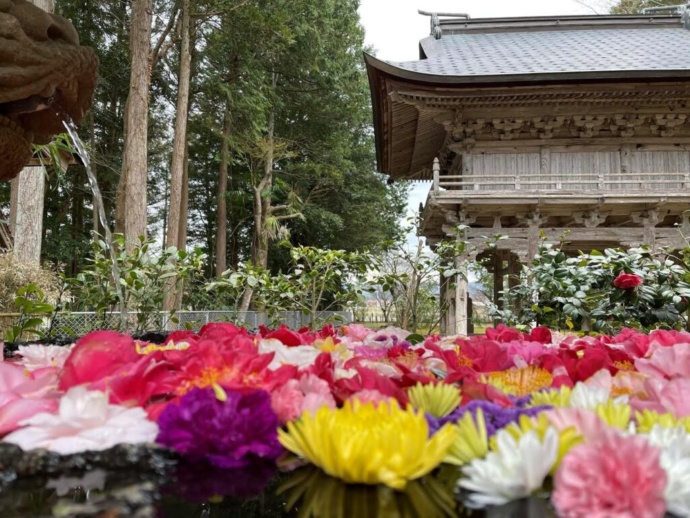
(357, 0), (597, 241)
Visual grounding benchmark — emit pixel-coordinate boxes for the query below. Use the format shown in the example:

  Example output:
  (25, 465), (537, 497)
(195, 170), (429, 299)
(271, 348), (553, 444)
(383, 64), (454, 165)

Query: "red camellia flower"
(613, 273), (643, 290)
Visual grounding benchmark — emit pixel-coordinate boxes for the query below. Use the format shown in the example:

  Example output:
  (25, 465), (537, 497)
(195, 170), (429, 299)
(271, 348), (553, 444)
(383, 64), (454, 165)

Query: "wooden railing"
(432, 171), (690, 194)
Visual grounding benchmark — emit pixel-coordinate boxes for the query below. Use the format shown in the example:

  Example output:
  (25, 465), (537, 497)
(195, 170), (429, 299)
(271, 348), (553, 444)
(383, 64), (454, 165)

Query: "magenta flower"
(156, 387), (282, 468)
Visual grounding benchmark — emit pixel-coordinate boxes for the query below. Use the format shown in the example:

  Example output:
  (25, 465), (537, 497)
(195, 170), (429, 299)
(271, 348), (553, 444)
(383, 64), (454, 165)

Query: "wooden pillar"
(493, 251), (504, 310)
(454, 252), (469, 337)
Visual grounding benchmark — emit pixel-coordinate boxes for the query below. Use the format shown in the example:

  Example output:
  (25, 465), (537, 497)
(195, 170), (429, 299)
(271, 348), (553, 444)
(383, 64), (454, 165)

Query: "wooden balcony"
(432, 171), (690, 196)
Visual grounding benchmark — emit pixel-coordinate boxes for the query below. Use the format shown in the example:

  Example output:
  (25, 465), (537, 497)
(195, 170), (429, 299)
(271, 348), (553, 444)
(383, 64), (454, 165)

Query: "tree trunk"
(165, 0), (191, 252)
(239, 97), (275, 313)
(173, 138), (190, 310)
(117, 0), (152, 249)
(13, 167), (46, 263)
(11, 0), (53, 262)
(254, 104), (275, 270)
(215, 106), (231, 277)
(162, 0), (191, 311)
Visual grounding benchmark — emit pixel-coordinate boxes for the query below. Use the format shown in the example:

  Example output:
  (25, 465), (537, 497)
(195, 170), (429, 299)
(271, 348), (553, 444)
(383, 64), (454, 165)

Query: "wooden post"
(433, 157), (440, 194)
(454, 253), (469, 337)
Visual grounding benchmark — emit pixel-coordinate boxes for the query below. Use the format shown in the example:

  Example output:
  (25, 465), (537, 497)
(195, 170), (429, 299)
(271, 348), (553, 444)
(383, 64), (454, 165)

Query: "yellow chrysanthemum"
(484, 366), (553, 397)
(278, 400), (455, 490)
(408, 382), (461, 418)
(529, 386), (572, 408)
(595, 400), (631, 431)
(635, 409), (690, 434)
(497, 414), (583, 471)
(443, 408), (489, 466)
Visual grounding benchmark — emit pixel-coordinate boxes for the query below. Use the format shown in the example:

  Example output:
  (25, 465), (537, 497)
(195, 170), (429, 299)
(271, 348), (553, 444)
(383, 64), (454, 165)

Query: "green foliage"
(67, 234), (205, 334)
(5, 285), (55, 343)
(208, 243), (374, 326)
(610, 0), (682, 14)
(369, 220), (471, 333)
(491, 243), (690, 332)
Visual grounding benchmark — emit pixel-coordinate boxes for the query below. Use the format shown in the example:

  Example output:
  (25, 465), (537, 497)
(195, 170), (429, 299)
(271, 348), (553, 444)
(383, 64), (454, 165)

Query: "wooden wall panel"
(551, 151), (620, 190)
(630, 151), (690, 190)
(473, 153), (540, 190)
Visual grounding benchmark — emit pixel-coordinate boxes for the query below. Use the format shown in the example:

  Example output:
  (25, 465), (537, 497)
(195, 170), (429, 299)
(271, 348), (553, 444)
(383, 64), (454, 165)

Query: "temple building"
(366, 9), (690, 335)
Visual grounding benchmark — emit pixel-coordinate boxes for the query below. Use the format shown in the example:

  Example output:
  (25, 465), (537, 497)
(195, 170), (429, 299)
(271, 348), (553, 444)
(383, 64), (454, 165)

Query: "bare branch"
(150, 4), (180, 70)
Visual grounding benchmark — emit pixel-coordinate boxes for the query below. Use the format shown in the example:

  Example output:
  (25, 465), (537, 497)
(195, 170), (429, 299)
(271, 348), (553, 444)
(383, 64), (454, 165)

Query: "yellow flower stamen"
(212, 383), (228, 402)
(485, 366), (553, 397)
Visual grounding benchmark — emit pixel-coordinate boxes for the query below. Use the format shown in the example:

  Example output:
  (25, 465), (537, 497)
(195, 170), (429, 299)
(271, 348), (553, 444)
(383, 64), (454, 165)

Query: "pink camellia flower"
(0, 362), (59, 436)
(631, 377), (690, 418)
(613, 273), (643, 290)
(545, 407), (608, 443)
(635, 341), (690, 380)
(348, 389), (391, 406)
(58, 331), (141, 391)
(270, 373), (335, 423)
(553, 429), (667, 518)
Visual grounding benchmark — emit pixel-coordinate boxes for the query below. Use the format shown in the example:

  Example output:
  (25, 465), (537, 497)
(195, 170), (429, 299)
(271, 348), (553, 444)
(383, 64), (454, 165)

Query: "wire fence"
(0, 310), (354, 339)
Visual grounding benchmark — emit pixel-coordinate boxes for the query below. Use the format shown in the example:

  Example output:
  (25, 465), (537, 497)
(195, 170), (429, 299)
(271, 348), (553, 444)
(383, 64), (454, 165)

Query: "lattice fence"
(2, 310), (354, 339)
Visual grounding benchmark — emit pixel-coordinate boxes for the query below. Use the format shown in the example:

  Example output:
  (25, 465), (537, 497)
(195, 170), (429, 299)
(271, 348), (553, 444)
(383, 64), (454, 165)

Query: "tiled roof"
(386, 20), (690, 80)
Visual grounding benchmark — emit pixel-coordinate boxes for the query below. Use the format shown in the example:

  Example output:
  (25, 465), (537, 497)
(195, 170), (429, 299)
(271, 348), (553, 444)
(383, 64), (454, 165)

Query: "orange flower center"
(486, 366), (554, 397)
(613, 361), (634, 371)
(455, 348), (473, 368)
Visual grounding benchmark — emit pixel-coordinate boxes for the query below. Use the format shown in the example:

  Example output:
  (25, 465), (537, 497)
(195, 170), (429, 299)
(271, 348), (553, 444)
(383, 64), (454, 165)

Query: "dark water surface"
(0, 456), (557, 518)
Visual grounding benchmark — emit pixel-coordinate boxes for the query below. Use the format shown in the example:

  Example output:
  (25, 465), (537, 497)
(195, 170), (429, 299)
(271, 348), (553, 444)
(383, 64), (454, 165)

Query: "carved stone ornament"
(0, 0), (98, 180)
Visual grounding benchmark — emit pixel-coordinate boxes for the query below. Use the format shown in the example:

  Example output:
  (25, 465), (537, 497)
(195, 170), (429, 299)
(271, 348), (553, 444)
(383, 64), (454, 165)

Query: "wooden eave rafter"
(365, 52), (690, 181)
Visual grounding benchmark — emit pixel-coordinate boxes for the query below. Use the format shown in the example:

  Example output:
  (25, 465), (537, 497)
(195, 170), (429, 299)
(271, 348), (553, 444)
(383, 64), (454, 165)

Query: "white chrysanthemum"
(3, 386), (158, 455)
(645, 425), (690, 517)
(458, 428), (559, 507)
(18, 344), (74, 371)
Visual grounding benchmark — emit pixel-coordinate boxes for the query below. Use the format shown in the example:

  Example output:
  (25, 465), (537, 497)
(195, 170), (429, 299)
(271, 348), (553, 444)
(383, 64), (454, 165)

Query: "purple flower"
(426, 400), (552, 436)
(156, 388), (282, 468)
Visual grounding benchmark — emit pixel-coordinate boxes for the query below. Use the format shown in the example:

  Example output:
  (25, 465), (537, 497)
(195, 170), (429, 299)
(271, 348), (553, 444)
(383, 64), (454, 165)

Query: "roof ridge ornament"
(418, 10), (471, 40)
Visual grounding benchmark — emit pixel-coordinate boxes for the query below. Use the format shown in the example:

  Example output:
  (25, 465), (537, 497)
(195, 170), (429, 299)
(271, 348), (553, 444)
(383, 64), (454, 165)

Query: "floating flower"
(0, 362), (59, 436)
(594, 400), (631, 431)
(552, 429), (667, 518)
(636, 409), (690, 434)
(408, 382), (461, 418)
(156, 387), (282, 468)
(18, 344), (73, 371)
(270, 374), (336, 423)
(459, 427), (559, 507)
(3, 386), (158, 454)
(499, 413), (583, 470)
(58, 331), (141, 390)
(278, 399), (455, 490)
(613, 272), (644, 289)
(645, 425), (690, 517)
(444, 408), (489, 466)
(635, 341), (690, 380)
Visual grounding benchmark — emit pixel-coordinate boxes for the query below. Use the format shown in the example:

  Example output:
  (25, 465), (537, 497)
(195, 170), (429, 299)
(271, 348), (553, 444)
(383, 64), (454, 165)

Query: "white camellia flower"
(3, 386), (158, 455)
(18, 344), (74, 371)
(645, 425), (690, 517)
(458, 427), (559, 507)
